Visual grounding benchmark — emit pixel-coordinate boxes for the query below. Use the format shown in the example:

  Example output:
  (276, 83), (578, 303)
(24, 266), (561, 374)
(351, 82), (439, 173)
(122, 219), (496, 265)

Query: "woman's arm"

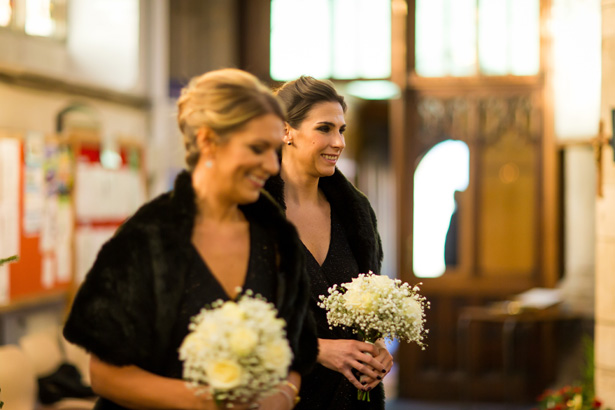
(90, 355), (241, 410)
(256, 371), (301, 410)
(316, 338), (387, 390)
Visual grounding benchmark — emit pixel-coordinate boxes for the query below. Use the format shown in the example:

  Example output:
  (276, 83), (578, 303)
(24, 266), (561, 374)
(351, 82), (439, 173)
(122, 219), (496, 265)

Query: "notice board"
(0, 130), (146, 307)
(0, 131), (74, 305)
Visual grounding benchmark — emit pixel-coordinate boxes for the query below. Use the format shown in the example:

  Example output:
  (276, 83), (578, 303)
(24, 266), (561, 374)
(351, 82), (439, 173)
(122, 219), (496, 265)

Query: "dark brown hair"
(274, 76), (347, 129)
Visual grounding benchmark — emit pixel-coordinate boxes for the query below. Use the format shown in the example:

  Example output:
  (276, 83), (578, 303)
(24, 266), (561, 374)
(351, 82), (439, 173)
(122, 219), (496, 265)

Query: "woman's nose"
(332, 132), (345, 149)
(264, 149), (280, 175)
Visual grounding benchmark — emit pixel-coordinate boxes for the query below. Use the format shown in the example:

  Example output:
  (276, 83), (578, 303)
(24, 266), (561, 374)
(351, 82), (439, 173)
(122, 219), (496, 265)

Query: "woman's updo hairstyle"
(274, 76), (347, 130)
(177, 68), (285, 171)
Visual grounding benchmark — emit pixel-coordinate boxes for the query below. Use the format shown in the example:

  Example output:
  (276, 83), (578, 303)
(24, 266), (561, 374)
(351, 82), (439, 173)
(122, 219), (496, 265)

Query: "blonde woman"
(64, 69), (317, 410)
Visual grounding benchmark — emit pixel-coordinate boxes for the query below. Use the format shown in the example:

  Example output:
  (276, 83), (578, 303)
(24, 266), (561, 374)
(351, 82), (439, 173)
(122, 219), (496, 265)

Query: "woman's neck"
(280, 158), (322, 206)
(191, 163), (242, 224)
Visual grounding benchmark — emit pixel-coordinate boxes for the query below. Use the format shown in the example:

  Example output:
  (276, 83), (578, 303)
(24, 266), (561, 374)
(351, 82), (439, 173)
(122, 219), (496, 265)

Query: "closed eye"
(249, 145), (266, 154)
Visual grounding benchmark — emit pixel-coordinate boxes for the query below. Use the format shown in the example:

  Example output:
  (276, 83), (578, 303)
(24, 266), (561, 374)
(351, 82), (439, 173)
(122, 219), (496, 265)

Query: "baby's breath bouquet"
(179, 292), (293, 408)
(318, 272), (429, 401)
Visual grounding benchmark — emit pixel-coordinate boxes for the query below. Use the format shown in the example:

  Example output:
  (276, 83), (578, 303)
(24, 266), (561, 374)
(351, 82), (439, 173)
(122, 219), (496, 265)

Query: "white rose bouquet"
(318, 272), (429, 401)
(179, 291), (293, 408)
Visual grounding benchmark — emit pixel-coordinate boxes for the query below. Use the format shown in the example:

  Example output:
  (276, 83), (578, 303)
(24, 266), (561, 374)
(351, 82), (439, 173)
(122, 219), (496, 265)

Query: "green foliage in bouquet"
(535, 336), (612, 410)
(0, 255), (19, 266)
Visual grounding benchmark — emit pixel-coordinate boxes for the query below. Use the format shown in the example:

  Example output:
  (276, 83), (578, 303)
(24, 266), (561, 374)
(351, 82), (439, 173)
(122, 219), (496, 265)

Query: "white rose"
(179, 332), (208, 356)
(196, 319), (219, 336)
(260, 339), (292, 371)
(220, 302), (245, 323)
(229, 327), (259, 357)
(206, 359), (243, 390)
(344, 289), (375, 312)
(370, 274), (393, 291)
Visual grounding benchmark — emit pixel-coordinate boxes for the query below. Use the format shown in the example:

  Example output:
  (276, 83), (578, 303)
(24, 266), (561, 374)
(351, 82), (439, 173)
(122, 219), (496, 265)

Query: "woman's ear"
(196, 126), (217, 155)
(282, 122), (293, 145)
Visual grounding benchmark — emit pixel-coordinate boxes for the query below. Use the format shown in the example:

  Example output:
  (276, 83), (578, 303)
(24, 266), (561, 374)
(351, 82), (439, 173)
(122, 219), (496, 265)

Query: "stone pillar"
(595, 1), (615, 406)
(560, 147), (596, 317)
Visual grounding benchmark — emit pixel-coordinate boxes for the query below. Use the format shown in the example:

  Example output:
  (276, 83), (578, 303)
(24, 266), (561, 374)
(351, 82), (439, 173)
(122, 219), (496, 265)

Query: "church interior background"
(0, 0), (614, 408)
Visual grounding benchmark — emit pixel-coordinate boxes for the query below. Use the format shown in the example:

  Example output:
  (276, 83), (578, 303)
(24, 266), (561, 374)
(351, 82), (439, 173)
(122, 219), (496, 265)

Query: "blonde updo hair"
(177, 68), (285, 171)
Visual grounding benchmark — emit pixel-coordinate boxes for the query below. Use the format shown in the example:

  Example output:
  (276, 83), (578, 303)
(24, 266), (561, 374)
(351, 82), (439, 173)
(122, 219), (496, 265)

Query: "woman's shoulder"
(320, 168), (373, 213)
(242, 190), (295, 234)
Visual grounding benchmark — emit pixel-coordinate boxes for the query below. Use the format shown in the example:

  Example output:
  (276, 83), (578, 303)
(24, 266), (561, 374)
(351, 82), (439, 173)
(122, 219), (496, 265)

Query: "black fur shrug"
(63, 170), (318, 378)
(265, 168), (383, 276)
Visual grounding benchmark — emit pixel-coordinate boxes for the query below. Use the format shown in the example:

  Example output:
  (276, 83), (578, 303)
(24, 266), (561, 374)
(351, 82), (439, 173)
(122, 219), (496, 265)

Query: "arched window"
(413, 140), (469, 278)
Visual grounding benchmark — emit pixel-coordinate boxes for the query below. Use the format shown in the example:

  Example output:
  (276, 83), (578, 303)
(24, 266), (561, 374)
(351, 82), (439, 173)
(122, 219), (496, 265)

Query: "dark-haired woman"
(265, 76), (392, 410)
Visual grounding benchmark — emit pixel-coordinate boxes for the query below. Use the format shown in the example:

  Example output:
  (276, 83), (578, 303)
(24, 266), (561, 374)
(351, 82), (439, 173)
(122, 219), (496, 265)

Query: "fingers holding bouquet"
(318, 272), (430, 401)
(358, 339), (394, 390)
(317, 339), (386, 390)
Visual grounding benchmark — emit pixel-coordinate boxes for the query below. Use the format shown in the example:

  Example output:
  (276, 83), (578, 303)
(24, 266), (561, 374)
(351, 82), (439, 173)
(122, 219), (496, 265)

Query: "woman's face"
(211, 113), (284, 204)
(287, 101), (346, 177)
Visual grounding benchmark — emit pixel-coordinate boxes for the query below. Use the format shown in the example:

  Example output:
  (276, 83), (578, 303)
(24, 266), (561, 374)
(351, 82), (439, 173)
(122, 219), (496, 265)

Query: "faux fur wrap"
(63, 171), (317, 378)
(265, 168), (383, 275)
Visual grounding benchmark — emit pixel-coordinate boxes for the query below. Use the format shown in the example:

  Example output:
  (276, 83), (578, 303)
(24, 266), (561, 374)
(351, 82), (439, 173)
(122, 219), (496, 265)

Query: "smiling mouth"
(247, 174), (267, 187)
(322, 154), (338, 161)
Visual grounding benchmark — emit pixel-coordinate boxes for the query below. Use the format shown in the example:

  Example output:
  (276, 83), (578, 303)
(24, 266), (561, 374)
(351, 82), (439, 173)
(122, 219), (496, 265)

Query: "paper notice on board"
(0, 138), (21, 258)
(75, 162), (145, 221)
(23, 131), (45, 235)
(41, 256), (55, 289)
(0, 264), (8, 305)
(55, 200), (73, 282)
(75, 226), (116, 284)
(39, 197), (58, 253)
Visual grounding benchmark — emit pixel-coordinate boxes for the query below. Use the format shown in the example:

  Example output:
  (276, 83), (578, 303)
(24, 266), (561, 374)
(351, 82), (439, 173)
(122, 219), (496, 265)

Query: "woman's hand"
(218, 401), (258, 410)
(256, 391), (293, 410)
(317, 338), (386, 390)
(360, 339), (394, 390)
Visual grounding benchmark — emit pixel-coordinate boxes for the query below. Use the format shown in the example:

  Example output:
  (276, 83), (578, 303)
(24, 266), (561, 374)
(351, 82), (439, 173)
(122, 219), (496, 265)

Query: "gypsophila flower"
(179, 291), (292, 406)
(318, 272), (429, 402)
(318, 272), (429, 347)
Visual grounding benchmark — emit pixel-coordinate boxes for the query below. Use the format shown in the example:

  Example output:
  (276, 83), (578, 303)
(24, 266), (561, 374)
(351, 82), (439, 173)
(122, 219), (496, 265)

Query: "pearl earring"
(205, 159), (213, 168)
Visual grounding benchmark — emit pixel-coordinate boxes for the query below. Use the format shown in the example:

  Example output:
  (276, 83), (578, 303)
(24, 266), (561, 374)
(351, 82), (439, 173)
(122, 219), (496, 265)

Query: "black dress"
(296, 210), (385, 410)
(64, 171), (317, 410)
(163, 221), (278, 379)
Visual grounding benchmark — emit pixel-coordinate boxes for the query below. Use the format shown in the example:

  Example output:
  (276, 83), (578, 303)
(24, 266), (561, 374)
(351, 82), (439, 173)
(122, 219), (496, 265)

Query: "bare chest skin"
(286, 200), (331, 266)
(191, 220), (250, 300)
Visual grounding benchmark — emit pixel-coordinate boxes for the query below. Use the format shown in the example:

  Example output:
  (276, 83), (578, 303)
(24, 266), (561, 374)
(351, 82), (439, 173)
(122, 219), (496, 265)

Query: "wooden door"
(391, 0), (559, 401)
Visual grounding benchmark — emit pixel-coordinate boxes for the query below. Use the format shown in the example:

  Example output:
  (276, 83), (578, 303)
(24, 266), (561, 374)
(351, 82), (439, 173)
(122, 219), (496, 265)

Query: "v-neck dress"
(296, 210), (385, 410)
(163, 220), (278, 379)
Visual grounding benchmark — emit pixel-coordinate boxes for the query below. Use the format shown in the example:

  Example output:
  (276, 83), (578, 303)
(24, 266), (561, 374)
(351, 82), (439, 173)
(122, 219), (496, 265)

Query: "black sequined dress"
(295, 210), (385, 410)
